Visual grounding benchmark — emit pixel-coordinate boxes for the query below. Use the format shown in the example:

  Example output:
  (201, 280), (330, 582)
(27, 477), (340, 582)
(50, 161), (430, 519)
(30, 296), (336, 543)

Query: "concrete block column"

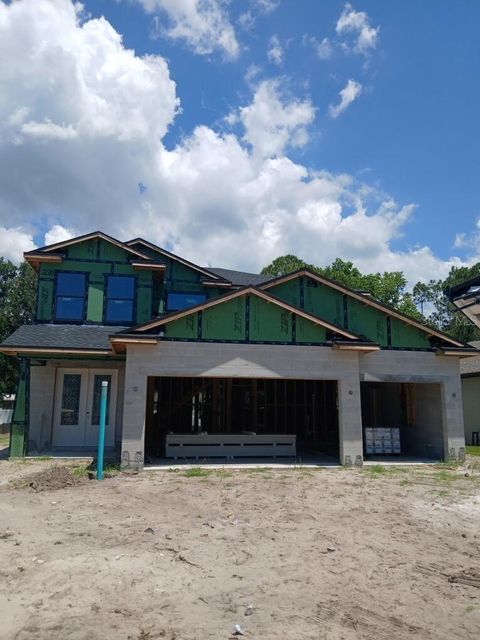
(338, 372), (364, 466)
(121, 355), (147, 471)
(440, 374), (466, 462)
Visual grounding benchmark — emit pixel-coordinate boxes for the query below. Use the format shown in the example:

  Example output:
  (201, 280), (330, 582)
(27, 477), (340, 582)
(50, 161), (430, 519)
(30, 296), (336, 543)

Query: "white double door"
(52, 368), (118, 447)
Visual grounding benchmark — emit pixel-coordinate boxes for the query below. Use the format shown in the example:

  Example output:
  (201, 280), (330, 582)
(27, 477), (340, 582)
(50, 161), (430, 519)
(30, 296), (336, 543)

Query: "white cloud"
(139, 0), (240, 59)
(315, 37), (333, 60)
(329, 79), (362, 118)
(253, 0), (280, 14)
(0, 0), (473, 287)
(240, 80), (315, 158)
(336, 3), (379, 55)
(267, 35), (284, 65)
(44, 224), (75, 246)
(21, 120), (78, 141)
(0, 227), (36, 263)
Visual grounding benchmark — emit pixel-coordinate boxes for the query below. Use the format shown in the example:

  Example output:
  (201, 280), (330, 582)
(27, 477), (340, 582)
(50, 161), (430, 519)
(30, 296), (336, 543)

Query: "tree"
(261, 255), (423, 319)
(412, 263), (480, 343)
(0, 260), (37, 395)
(260, 254), (314, 277)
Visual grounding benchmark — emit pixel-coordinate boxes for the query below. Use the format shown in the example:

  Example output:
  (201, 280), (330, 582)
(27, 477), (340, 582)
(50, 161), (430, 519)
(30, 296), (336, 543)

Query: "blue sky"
(0, 0), (479, 283)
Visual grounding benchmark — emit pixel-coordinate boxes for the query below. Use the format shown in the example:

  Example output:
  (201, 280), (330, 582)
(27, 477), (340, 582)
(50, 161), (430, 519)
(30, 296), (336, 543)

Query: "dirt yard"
(1, 458), (480, 640)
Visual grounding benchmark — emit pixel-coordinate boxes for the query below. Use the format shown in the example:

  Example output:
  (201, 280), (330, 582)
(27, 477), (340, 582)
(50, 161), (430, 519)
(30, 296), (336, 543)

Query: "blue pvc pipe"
(96, 380), (108, 480)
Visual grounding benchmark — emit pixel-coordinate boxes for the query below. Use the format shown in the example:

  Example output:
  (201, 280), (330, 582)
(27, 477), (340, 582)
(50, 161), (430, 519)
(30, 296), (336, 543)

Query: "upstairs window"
(105, 276), (135, 324)
(167, 292), (206, 311)
(54, 272), (86, 322)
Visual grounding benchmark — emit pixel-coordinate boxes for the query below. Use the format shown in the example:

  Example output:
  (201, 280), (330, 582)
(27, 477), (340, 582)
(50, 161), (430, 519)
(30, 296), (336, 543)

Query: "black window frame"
(104, 274), (137, 325)
(53, 271), (87, 324)
(166, 291), (207, 312)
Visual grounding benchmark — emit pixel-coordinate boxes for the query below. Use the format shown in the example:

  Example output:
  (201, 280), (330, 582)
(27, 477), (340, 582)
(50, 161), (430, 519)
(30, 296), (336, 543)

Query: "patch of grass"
(35, 456), (52, 461)
(466, 446), (480, 457)
(183, 467), (210, 478)
(104, 463), (121, 476)
(399, 479), (412, 487)
(245, 467), (270, 474)
(364, 464), (388, 474)
(432, 469), (464, 483)
(72, 465), (89, 478)
(215, 469), (233, 478)
(0, 432), (10, 448)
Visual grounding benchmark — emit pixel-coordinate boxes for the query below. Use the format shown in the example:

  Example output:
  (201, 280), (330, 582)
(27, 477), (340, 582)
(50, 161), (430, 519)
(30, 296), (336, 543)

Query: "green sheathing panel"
(269, 277), (344, 328)
(37, 276), (54, 321)
(67, 238), (97, 259)
(296, 316), (327, 343)
(390, 317), (431, 349)
(270, 279), (301, 306)
(161, 294), (330, 344)
(250, 296), (292, 342)
(10, 360), (29, 457)
(36, 238), (155, 325)
(347, 297), (388, 346)
(202, 297), (246, 341)
(86, 282), (104, 323)
(305, 282), (344, 327)
(167, 314), (199, 339)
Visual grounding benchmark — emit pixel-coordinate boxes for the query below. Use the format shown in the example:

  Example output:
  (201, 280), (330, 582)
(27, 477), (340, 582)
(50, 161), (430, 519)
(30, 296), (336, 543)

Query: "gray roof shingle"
(461, 341), (480, 375)
(1, 324), (127, 351)
(206, 267), (271, 286)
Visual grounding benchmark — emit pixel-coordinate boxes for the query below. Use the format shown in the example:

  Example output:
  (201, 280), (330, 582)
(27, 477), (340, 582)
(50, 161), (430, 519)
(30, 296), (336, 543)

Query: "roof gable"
(25, 231), (149, 264)
(261, 269), (465, 348)
(123, 286), (360, 341)
(126, 238), (230, 283)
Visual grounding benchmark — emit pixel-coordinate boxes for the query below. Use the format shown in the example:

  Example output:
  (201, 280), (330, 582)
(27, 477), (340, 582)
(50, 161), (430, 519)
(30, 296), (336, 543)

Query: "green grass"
(183, 467), (210, 478)
(466, 446), (480, 457)
(364, 464), (389, 474)
(0, 432), (10, 448)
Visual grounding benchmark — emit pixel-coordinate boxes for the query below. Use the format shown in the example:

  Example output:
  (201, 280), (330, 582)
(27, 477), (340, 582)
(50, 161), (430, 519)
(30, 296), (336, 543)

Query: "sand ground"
(1, 455), (480, 640)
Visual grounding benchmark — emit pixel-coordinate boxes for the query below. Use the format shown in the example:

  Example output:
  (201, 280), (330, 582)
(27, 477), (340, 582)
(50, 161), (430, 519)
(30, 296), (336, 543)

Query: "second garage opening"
(361, 381), (445, 460)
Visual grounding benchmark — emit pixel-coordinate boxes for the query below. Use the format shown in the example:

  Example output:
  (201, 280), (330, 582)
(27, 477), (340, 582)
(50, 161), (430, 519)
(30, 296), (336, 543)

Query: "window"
(55, 272), (86, 322)
(167, 292), (206, 311)
(105, 276), (135, 323)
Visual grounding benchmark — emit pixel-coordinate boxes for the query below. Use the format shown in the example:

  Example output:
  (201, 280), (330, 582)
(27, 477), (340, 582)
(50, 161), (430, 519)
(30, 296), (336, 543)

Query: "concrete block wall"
(359, 351), (466, 461)
(120, 343), (467, 470)
(120, 342), (365, 470)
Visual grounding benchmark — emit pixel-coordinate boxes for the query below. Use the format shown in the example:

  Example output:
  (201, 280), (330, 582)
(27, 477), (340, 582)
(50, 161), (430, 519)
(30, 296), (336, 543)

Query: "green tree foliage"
(261, 255), (422, 319)
(0, 260), (37, 395)
(413, 264), (480, 343)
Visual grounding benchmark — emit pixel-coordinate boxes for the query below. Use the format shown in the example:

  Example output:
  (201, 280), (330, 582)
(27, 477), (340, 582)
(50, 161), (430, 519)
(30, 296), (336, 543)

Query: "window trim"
(166, 291), (207, 312)
(103, 274), (137, 325)
(53, 271), (87, 324)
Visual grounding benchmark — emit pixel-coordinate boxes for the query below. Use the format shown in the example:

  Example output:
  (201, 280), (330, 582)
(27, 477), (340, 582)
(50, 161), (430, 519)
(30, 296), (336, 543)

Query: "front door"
(52, 369), (117, 447)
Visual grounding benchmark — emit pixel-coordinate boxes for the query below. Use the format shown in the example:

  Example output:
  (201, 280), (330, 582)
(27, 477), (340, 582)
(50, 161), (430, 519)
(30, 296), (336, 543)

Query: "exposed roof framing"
(260, 269), (465, 348)
(126, 238), (231, 284)
(25, 231), (150, 263)
(125, 285), (361, 340)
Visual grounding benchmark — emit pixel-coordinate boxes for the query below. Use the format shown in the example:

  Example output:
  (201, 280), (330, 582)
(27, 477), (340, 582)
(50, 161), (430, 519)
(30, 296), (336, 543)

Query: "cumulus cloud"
(0, 0), (472, 285)
(0, 227), (36, 263)
(267, 35), (284, 65)
(44, 224), (75, 246)
(139, 0), (240, 59)
(336, 2), (379, 55)
(239, 80), (315, 158)
(329, 79), (362, 118)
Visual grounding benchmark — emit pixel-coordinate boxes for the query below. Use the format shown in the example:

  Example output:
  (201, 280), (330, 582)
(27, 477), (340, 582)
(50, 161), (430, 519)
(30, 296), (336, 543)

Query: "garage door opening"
(361, 382), (445, 460)
(145, 377), (339, 463)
